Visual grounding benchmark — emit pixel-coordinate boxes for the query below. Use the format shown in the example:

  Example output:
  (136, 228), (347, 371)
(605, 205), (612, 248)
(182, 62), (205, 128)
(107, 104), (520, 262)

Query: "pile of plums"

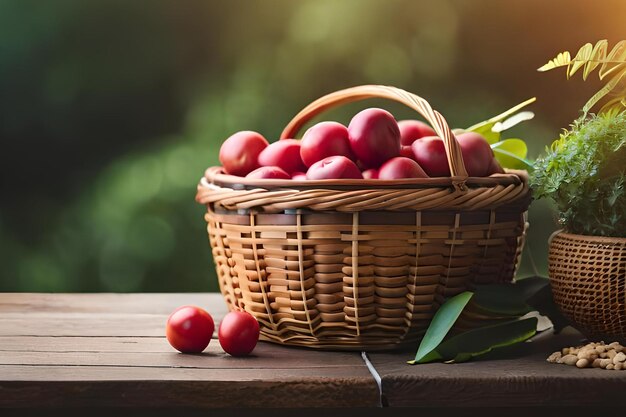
(218, 108), (503, 180)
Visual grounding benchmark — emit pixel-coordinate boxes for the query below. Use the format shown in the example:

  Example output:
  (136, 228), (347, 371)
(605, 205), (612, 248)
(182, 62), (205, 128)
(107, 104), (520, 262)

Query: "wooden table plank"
(0, 340), (369, 369)
(0, 293), (228, 336)
(0, 293), (223, 315)
(0, 293), (380, 409)
(0, 364), (374, 382)
(368, 328), (626, 408)
(0, 336), (172, 353)
(0, 313), (171, 337)
(0, 366), (376, 408)
(5, 293), (626, 412)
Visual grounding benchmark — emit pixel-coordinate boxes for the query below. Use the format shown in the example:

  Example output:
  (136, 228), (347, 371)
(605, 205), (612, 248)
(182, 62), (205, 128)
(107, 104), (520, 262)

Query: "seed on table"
(579, 351), (598, 360)
(576, 358), (590, 368)
(561, 354), (579, 366)
(548, 342), (626, 370)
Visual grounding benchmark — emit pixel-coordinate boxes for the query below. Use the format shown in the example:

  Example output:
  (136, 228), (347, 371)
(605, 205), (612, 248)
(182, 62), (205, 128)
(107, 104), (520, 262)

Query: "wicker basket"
(196, 85), (531, 350)
(549, 231), (626, 343)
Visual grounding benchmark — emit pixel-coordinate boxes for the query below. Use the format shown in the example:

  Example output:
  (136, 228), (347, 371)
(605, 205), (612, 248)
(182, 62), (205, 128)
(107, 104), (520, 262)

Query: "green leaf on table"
(408, 291), (473, 364)
(472, 286), (532, 317)
(471, 277), (549, 316)
(492, 139), (533, 170)
(416, 317), (538, 364)
(408, 278), (552, 365)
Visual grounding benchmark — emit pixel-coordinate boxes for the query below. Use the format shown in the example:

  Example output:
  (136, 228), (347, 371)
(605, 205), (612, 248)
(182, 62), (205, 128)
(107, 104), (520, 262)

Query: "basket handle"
(280, 85), (469, 181)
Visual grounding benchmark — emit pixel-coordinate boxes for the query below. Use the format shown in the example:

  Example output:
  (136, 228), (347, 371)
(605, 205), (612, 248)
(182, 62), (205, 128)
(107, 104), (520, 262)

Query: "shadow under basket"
(549, 231), (626, 344)
(196, 85), (531, 350)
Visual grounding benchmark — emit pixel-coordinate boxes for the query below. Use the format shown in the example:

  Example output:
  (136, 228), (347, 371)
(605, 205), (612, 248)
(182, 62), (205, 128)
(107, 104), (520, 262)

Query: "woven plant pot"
(196, 85), (531, 350)
(549, 231), (626, 343)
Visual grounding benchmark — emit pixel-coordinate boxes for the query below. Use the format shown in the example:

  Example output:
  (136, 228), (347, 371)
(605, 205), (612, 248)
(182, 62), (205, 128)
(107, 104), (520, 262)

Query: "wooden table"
(1, 293), (625, 416)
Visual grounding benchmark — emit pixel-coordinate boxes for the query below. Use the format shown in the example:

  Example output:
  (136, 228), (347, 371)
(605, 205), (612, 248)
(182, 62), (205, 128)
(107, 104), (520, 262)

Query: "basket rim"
(201, 166), (529, 191)
(551, 229), (626, 243)
(196, 166), (531, 213)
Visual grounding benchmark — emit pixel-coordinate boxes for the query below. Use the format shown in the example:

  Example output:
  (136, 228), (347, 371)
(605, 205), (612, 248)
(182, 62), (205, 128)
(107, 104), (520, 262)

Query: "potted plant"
(532, 40), (626, 342)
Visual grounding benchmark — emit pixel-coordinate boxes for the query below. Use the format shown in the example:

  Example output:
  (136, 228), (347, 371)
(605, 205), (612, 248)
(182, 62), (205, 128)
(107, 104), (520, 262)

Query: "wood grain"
(0, 336), (173, 352)
(0, 293), (379, 409)
(4, 293), (626, 411)
(0, 339), (370, 369)
(0, 293), (228, 336)
(0, 366), (376, 408)
(0, 293), (227, 314)
(0, 313), (170, 336)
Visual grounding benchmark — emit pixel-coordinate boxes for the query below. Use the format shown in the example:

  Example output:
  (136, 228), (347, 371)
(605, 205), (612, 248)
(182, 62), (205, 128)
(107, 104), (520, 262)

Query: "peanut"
(608, 342), (624, 352)
(580, 351), (598, 361)
(576, 358), (590, 368)
(548, 341), (626, 370)
(561, 354), (579, 366)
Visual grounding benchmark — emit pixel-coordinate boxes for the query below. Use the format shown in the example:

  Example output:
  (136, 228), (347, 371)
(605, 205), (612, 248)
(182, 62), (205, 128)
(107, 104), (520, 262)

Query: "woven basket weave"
(196, 85), (531, 350)
(549, 231), (626, 343)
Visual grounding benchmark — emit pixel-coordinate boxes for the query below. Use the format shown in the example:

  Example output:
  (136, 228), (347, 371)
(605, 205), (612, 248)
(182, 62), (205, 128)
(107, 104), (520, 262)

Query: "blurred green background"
(2, 0), (625, 292)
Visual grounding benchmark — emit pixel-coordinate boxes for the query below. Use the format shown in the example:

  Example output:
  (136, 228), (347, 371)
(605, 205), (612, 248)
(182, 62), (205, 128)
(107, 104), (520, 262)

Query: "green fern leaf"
(599, 40), (626, 79)
(583, 68), (626, 115)
(581, 40), (607, 80)
(537, 51), (571, 72)
(538, 40), (626, 115)
(569, 42), (593, 78)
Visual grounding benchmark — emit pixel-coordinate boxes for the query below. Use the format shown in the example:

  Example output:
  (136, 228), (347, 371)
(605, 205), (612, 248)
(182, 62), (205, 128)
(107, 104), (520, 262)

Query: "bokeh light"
(2, 0), (625, 292)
